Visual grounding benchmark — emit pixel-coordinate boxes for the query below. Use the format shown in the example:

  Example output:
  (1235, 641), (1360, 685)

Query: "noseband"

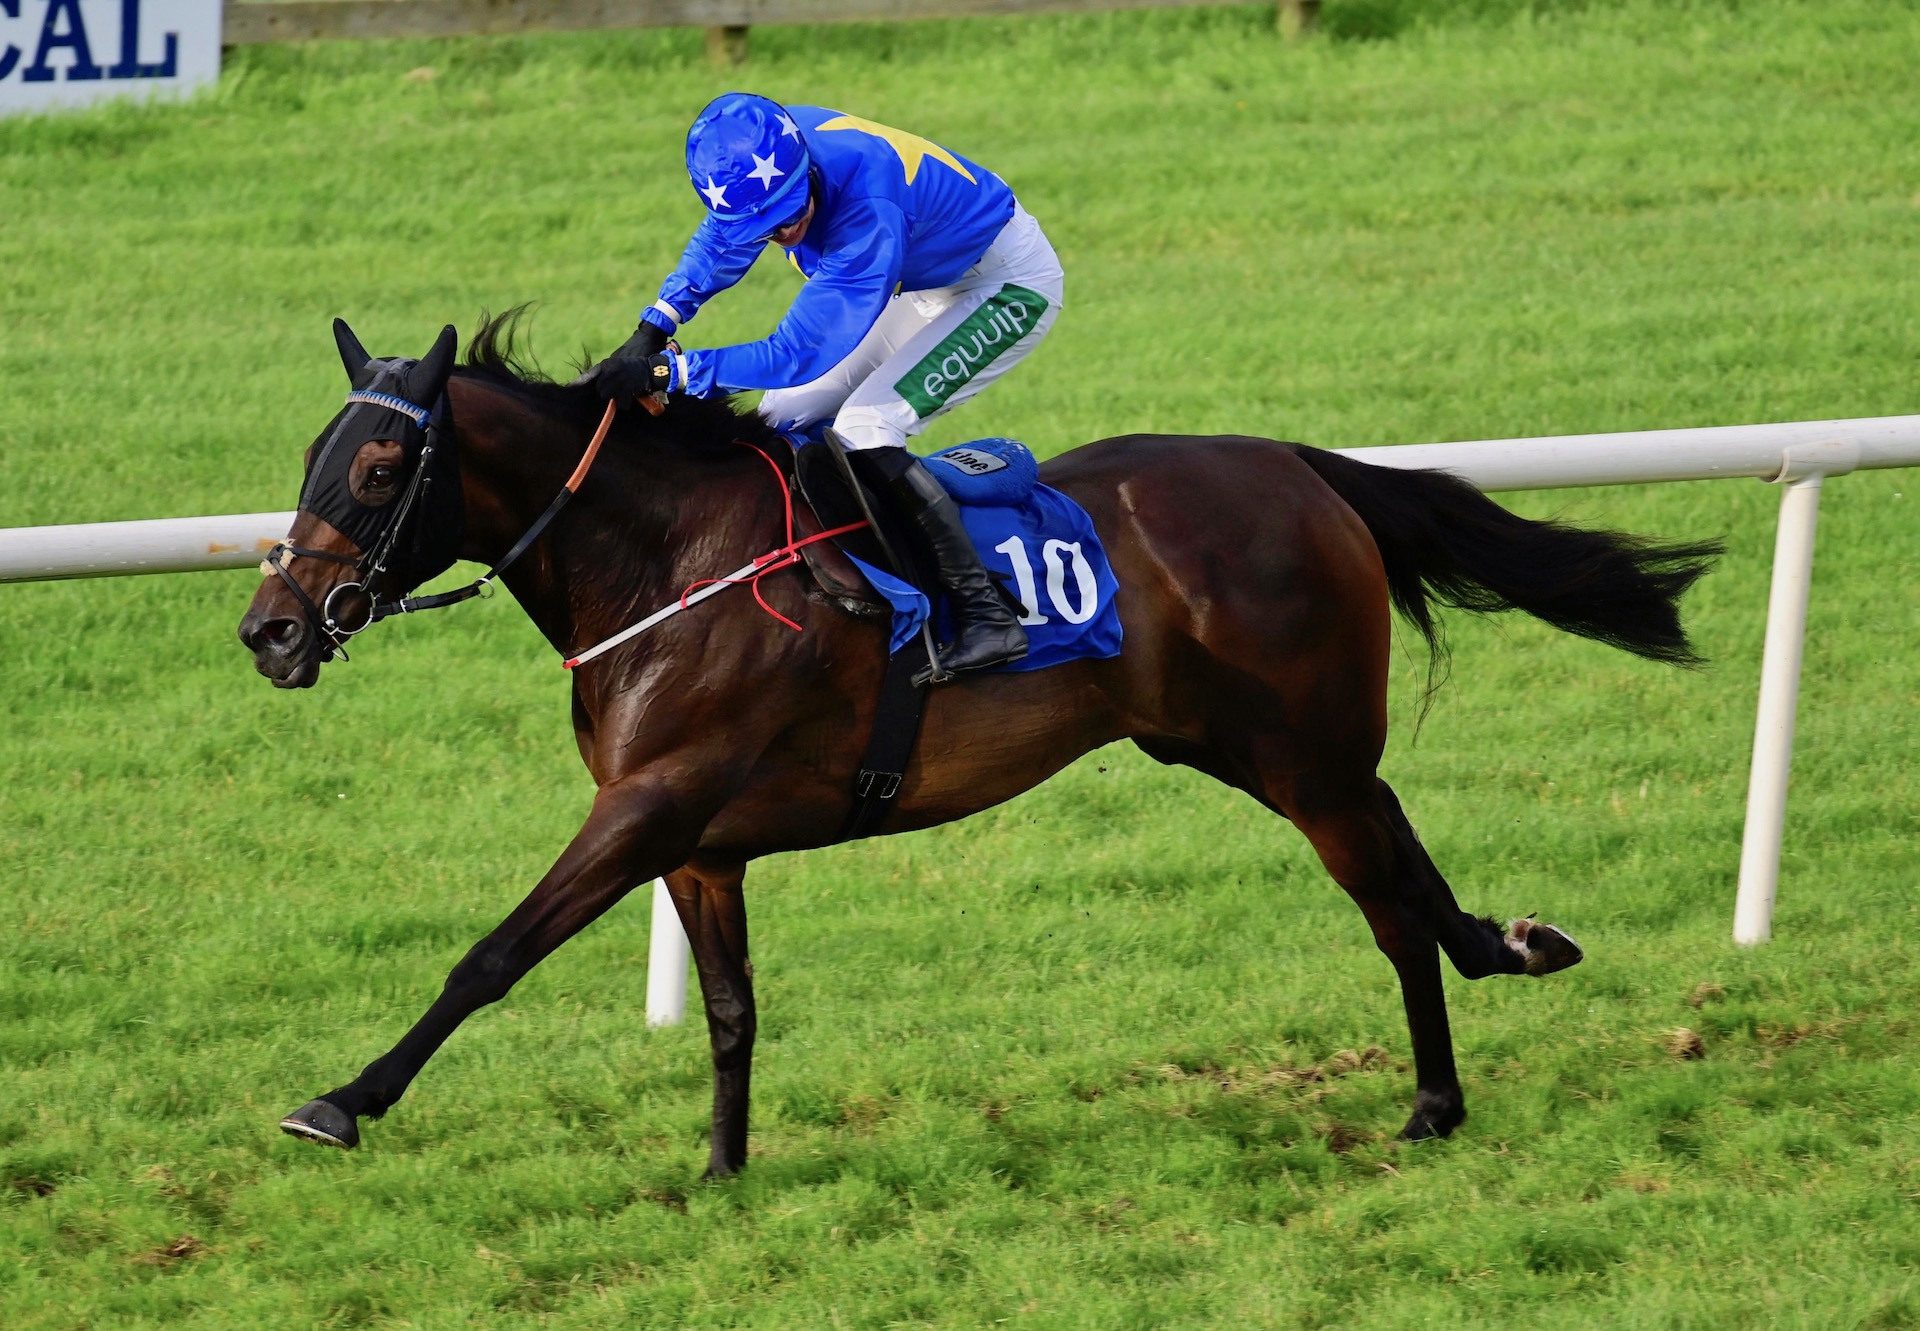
(264, 386), (447, 661)
(266, 393), (619, 664)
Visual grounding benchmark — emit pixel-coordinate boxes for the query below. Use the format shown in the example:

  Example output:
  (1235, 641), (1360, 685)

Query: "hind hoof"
(1507, 918), (1583, 976)
(1399, 1090), (1466, 1141)
(280, 1099), (359, 1150)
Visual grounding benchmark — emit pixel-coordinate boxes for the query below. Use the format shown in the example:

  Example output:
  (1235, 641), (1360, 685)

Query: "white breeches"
(760, 204), (1065, 451)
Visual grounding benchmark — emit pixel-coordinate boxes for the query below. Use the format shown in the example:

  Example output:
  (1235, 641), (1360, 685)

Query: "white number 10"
(993, 535), (1100, 626)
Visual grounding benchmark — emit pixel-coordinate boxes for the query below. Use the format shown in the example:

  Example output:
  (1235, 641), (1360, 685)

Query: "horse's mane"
(456, 306), (784, 454)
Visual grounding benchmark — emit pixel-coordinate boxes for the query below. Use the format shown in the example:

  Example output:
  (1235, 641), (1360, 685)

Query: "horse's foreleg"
(663, 860), (755, 1179)
(279, 776), (703, 1150)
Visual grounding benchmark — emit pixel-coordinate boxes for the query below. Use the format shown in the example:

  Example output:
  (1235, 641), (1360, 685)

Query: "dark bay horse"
(239, 316), (1717, 1177)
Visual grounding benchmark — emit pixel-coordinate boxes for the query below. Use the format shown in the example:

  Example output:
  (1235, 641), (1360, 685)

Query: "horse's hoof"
(1506, 917), (1583, 976)
(280, 1099), (360, 1150)
(701, 1155), (746, 1181)
(1399, 1092), (1466, 1142)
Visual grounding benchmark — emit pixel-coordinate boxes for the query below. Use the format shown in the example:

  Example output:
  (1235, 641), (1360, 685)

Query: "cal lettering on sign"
(1, 0), (220, 116)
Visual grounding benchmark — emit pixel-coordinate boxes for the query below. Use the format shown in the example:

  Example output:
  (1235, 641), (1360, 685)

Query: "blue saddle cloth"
(845, 438), (1124, 672)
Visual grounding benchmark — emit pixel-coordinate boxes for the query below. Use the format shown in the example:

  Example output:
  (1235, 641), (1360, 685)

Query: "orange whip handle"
(566, 399), (620, 493)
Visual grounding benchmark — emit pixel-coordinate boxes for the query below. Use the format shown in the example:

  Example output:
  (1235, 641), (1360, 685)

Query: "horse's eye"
(369, 465), (397, 488)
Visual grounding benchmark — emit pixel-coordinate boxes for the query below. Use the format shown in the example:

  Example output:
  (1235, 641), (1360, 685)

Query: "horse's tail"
(1289, 444), (1721, 683)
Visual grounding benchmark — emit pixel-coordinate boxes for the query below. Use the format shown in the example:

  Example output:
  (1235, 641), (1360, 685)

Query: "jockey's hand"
(611, 321), (670, 363)
(591, 349), (675, 403)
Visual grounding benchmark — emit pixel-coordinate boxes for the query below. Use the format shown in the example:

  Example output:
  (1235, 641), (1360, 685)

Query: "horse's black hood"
(298, 320), (465, 592)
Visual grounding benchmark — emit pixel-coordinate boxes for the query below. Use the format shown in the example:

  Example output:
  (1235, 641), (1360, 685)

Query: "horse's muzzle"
(238, 612), (322, 689)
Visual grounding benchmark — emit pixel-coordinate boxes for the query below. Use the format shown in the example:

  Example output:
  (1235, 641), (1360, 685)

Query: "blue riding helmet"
(685, 92), (813, 245)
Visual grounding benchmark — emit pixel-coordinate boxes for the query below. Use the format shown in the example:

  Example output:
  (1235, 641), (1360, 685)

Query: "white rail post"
(644, 878), (691, 1026)
(1732, 443), (1853, 944)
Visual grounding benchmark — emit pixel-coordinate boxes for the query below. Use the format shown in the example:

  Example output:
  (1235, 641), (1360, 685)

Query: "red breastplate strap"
(676, 440), (867, 632)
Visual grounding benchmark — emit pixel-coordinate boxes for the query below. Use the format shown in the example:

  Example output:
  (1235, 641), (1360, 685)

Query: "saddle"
(790, 435), (1037, 624)
(789, 438), (932, 615)
(778, 433), (1109, 839)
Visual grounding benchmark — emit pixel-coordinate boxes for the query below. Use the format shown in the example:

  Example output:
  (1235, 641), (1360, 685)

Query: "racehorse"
(239, 314), (1718, 1177)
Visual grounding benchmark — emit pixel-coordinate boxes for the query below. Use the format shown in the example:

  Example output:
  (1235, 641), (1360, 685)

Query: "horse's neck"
(447, 382), (777, 660)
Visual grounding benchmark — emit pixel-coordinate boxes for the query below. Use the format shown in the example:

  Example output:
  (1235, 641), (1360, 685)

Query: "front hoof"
(280, 1099), (360, 1150)
(1399, 1091), (1465, 1142)
(1507, 917), (1584, 976)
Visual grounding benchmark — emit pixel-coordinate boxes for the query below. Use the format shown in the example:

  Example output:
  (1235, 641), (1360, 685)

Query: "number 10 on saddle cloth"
(849, 437), (1124, 670)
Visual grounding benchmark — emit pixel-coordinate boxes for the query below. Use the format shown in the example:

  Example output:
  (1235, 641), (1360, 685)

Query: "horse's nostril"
(243, 617), (305, 654)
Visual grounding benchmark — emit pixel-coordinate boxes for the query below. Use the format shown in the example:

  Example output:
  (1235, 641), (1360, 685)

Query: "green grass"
(4, 1), (1920, 1325)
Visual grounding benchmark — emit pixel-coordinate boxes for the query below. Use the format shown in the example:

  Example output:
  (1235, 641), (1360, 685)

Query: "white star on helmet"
(699, 175), (729, 209)
(747, 152), (785, 190)
(776, 112), (800, 139)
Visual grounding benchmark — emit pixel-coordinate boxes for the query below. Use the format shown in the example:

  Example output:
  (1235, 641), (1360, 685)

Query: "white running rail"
(6, 413), (1918, 1020)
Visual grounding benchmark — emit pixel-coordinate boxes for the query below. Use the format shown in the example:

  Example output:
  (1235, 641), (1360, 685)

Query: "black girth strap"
(811, 433), (937, 842)
(838, 643), (931, 842)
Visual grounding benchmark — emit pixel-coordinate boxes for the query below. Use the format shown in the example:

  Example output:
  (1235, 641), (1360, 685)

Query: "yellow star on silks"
(813, 114), (977, 187)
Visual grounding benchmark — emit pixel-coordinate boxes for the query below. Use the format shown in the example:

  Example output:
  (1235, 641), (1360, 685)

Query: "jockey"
(588, 91), (1065, 680)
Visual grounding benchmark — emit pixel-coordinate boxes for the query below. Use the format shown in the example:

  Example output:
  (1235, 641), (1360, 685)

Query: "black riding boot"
(866, 446), (1028, 680)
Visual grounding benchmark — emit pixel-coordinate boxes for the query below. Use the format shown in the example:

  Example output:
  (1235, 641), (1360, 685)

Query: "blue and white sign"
(1, 1), (220, 116)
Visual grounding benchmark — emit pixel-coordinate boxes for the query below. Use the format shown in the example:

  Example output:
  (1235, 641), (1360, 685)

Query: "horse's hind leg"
(1273, 773), (1470, 1140)
(1249, 767), (1583, 1139)
(1371, 781), (1583, 981)
(662, 858), (756, 1180)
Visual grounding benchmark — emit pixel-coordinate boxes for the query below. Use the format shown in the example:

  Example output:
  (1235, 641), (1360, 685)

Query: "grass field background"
(4, 0), (1920, 1325)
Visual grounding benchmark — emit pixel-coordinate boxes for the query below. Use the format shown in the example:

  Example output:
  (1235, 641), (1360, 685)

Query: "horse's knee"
(445, 941), (518, 1006)
(711, 1026), (755, 1070)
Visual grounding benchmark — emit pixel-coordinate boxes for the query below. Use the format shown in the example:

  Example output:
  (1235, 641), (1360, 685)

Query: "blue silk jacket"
(642, 106), (1017, 395)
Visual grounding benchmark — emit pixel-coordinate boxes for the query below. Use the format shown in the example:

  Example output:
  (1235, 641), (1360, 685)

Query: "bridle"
(265, 385), (618, 664)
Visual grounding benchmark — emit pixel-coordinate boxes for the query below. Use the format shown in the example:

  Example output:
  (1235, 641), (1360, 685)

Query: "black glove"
(612, 321), (669, 362)
(592, 350), (674, 402)
(589, 322), (672, 401)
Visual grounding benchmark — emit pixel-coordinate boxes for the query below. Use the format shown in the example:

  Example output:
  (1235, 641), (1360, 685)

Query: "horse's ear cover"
(333, 319), (372, 380)
(301, 322), (465, 593)
(410, 324), (458, 402)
